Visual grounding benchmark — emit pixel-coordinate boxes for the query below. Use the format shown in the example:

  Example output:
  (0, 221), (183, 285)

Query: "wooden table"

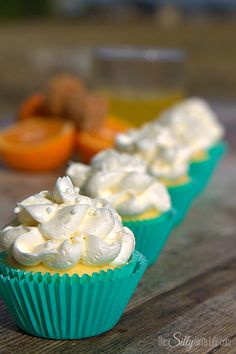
(0, 102), (235, 353)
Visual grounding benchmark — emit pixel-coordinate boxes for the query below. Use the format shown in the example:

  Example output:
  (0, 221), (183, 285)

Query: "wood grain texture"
(0, 103), (236, 353)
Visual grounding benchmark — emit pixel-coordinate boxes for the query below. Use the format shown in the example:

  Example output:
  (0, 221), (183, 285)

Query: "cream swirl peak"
(116, 124), (191, 180)
(0, 177), (135, 269)
(158, 97), (224, 154)
(67, 150), (171, 216)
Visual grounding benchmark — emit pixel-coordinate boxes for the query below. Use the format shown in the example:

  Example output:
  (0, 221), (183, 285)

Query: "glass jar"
(93, 46), (186, 126)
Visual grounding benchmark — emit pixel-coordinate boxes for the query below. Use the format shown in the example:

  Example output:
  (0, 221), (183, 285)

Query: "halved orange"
(0, 117), (76, 172)
(19, 93), (46, 120)
(76, 115), (132, 163)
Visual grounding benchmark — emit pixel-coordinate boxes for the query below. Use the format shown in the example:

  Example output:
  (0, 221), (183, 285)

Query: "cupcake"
(67, 150), (175, 265)
(158, 97), (226, 195)
(0, 176), (147, 339)
(116, 123), (196, 225)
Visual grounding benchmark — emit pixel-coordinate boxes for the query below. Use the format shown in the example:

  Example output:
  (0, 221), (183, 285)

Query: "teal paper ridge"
(208, 141), (228, 160)
(123, 209), (176, 266)
(0, 251), (147, 339)
(0, 251), (143, 283)
(189, 141), (227, 196)
(167, 178), (197, 226)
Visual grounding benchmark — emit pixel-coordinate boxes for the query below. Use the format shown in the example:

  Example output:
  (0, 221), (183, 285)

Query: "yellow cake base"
(122, 208), (160, 222)
(191, 149), (209, 162)
(6, 256), (117, 277)
(160, 174), (189, 187)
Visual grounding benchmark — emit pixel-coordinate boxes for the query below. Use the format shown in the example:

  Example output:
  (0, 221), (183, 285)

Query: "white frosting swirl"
(159, 97), (224, 155)
(0, 177), (135, 270)
(116, 124), (191, 180)
(67, 150), (171, 216)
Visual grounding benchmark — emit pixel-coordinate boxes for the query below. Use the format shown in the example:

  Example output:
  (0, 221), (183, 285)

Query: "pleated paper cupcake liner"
(0, 251), (147, 339)
(189, 158), (217, 196)
(0, 252), (139, 282)
(123, 209), (176, 266)
(189, 141), (227, 196)
(167, 179), (197, 226)
(208, 141), (227, 161)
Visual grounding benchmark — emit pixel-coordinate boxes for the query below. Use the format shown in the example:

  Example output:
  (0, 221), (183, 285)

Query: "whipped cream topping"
(116, 123), (191, 180)
(0, 177), (135, 270)
(67, 150), (171, 216)
(159, 97), (224, 154)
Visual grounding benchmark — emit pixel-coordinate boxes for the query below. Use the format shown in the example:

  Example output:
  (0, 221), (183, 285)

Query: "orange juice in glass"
(93, 47), (185, 126)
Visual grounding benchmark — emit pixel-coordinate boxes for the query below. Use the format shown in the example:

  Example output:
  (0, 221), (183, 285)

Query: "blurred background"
(0, 0), (235, 173)
(0, 0), (235, 117)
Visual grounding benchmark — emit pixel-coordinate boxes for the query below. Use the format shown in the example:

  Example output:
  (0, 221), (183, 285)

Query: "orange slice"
(0, 117), (76, 172)
(76, 115), (131, 163)
(19, 93), (46, 120)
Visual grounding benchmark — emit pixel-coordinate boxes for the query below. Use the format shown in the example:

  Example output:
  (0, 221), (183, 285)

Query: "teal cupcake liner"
(189, 141), (227, 196)
(123, 209), (176, 266)
(189, 158), (216, 196)
(167, 179), (197, 226)
(0, 251), (147, 339)
(208, 141), (227, 161)
(0, 252), (139, 282)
